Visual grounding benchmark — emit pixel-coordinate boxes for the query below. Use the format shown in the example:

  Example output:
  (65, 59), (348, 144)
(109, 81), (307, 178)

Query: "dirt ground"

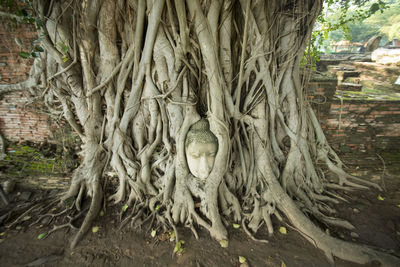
(0, 154), (399, 267)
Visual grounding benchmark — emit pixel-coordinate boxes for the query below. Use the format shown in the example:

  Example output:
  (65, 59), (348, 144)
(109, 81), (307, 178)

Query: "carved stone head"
(185, 119), (218, 180)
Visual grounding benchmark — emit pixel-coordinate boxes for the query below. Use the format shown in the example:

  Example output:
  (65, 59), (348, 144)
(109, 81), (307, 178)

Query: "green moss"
(0, 143), (76, 177)
(334, 90), (400, 101)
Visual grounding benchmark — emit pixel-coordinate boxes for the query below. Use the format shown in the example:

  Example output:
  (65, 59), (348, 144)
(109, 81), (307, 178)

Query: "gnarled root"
(61, 143), (107, 249)
(70, 181), (102, 249)
(274, 180), (399, 266)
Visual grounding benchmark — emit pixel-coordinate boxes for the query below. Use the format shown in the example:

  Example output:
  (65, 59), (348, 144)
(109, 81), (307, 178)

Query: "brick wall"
(315, 100), (400, 154)
(308, 76), (337, 115)
(310, 74), (400, 154)
(0, 21), (53, 143)
(0, 91), (53, 142)
(0, 21), (36, 83)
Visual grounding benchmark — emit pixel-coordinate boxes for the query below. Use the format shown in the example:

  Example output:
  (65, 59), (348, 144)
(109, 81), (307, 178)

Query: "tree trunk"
(5, 0), (399, 265)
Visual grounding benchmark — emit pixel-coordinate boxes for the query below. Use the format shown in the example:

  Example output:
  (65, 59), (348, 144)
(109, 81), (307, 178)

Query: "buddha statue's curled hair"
(185, 119), (218, 149)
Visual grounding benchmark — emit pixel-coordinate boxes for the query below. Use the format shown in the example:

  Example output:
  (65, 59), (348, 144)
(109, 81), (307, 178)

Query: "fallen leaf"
(281, 260), (287, 267)
(37, 232), (48, 240)
(219, 239), (229, 248)
(350, 232), (359, 238)
(22, 216), (31, 221)
(239, 256), (246, 263)
(122, 204), (129, 212)
(169, 231), (175, 242)
(397, 204), (400, 208)
(377, 195), (384, 201)
(0, 232), (6, 236)
(92, 226), (99, 233)
(99, 210), (104, 216)
(325, 229), (330, 235)
(174, 241), (181, 253)
(279, 226), (287, 234)
(233, 223), (240, 229)
(151, 229), (156, 238)
(174, 240), (185, 255)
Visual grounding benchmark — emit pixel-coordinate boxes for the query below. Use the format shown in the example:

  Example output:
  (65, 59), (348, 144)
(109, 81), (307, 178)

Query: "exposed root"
(39, 207), (89, 240)
(70, 181), (103, 249)
(326, 159), (382, 190)
(29, 203), (73, 227)
(242, 219), (269, 244)
(6, 198), (57, 229)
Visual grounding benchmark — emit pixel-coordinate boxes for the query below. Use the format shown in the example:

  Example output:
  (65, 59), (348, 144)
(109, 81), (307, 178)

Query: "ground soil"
(0, 153), (399, 267)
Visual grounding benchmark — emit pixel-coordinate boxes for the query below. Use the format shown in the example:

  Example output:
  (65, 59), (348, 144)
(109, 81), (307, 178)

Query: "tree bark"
(5, 0), (399, 265)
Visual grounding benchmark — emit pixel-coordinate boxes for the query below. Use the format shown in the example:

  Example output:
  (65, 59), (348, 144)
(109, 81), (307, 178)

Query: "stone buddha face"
(185, 119), (218, 180)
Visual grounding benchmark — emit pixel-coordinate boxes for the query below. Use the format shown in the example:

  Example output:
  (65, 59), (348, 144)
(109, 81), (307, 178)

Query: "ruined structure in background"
(365, 36), (382, 52)
(313, 43), (400, 160)
(372, 38), (400, 64)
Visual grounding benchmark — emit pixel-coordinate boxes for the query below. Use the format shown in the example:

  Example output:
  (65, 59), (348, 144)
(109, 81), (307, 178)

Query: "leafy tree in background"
(321, 0), (399, 46)
(0, 1), (399, 266)
(369, 0), (400, 41)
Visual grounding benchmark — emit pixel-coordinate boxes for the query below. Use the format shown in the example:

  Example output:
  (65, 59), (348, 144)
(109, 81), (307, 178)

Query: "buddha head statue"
(185, 119), (218, 180)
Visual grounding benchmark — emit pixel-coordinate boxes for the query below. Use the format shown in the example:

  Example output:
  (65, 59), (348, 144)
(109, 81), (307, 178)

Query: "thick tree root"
(268, 168), (400, 266)
(70, 182), (103, 249)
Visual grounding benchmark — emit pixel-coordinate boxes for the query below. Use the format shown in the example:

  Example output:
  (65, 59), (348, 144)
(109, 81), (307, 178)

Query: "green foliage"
(334, 1), (400, 42)
(18, 44), (43, 59)
(369, 1), (400, 40)
(0, 0), (42, 27)
(1, 0), (45, 59)
(55, 42), (70, 62)
(380, 14), (400, 40)
(320, 0), (399, 45)
(301, 32), (322, 70)
(306, 0), (391, 64)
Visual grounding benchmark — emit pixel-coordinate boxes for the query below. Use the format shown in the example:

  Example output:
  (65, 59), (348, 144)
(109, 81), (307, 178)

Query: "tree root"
(6, 196), (59, 229)
(271, 169), (400, 266)
(70, 181), (103, 249)
(242, 219), (269, 244)
(39, 207), (89, 240)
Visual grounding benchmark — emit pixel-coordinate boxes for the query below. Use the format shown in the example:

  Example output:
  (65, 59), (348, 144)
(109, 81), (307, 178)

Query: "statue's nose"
(199, 156), (210, 176)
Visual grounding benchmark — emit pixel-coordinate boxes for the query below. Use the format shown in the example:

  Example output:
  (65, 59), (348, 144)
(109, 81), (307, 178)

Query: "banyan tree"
(1, 0), (399, 265)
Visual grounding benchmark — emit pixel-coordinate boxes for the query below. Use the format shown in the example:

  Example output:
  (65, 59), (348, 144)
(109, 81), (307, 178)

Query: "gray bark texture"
(4, 0), (399, 265)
